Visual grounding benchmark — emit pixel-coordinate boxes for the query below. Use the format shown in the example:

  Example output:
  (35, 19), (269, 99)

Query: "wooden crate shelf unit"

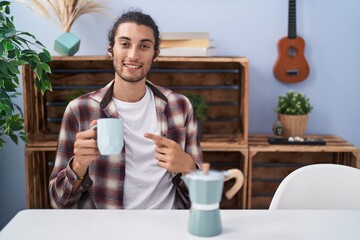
(22, 56), (249, 209)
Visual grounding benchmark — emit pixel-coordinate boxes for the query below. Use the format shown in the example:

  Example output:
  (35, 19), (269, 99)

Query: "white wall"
(1, 0), (359, 228)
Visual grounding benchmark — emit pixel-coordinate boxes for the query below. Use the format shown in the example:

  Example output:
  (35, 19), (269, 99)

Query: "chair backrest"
(269, 164), (360, 210)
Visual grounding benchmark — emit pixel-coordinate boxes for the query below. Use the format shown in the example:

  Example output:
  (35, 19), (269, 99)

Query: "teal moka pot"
(183, 163), (244, 237)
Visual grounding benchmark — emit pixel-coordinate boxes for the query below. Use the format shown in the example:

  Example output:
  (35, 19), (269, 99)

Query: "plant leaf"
(7, 63), (20, 75)
(4, 29), (17, 38)
(0, 61), (8, 74)
(20, 31), (36, 40)
(40, 62), (51, 73)
(35, 40), (45, 48)
(9, 133), (18, 145)
(0, 138), (5, 149)
(0, 89), (10, 100)
(5, 5), (10, 14)
(0, 1), (10, 8)
(42, 48), (52, 62)
(0, 103), (12, 116)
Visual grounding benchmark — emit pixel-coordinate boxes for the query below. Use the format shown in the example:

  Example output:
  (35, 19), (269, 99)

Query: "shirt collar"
(90, 80), (169, 110)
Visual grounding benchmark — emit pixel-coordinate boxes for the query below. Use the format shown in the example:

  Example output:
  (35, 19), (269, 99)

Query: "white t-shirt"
(112, 86), (175, 209)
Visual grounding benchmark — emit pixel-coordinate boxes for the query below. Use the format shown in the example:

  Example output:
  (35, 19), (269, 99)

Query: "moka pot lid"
(183, 169), (225, 181)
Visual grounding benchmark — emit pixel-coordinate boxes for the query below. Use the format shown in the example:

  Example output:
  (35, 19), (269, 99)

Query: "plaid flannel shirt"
(49, 80), (203, 209)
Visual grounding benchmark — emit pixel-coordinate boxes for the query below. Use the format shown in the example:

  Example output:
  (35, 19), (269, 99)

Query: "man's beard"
(113, 60), (150, 83)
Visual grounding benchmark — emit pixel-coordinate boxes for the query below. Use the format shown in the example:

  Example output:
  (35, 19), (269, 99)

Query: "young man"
(49, 10), (203, 209)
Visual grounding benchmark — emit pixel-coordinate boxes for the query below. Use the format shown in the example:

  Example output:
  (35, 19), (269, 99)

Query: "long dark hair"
(107, 10), (160, 53)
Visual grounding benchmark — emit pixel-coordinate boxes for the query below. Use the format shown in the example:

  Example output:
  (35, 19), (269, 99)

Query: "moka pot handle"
(224, 169), (244, 200)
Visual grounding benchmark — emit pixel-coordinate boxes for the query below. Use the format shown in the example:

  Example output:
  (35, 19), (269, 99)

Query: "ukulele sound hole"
(287, 47), (297, 57)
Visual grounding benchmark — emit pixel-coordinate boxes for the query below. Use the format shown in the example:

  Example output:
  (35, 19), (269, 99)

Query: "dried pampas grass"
(17, 0), (109, 32)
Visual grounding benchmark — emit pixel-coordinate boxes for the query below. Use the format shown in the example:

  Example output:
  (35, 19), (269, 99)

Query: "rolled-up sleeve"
(48, 102), (82, 208)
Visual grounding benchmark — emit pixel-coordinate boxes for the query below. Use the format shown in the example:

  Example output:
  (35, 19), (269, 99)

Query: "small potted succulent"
(186, 94), (209, 140)
(275, 90), (313, 137)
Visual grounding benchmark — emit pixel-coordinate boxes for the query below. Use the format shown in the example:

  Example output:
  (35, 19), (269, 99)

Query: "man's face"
(109, 22), (158, 83)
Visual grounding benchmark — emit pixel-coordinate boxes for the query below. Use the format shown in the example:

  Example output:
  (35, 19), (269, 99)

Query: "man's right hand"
(71, 120), (100, 178)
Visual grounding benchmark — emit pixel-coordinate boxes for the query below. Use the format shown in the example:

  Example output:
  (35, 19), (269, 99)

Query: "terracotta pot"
(278, 114), (308, 137)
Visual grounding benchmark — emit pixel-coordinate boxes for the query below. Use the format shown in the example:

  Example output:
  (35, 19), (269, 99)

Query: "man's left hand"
(144, 133), (196, 174)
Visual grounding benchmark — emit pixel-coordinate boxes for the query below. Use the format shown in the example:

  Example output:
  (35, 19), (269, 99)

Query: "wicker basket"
(278, 114), (308, 137)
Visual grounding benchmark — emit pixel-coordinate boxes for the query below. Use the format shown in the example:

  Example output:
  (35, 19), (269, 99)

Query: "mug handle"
(224, 169), (244, 200)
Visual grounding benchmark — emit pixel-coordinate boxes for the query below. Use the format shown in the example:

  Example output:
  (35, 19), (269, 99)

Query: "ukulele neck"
(288, 0), (297, 39)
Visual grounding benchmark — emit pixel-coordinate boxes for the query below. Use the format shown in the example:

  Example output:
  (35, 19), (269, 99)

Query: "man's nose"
(127, 46), (139, 60)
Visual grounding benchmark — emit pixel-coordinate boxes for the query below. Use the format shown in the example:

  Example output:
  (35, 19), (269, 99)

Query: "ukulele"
(273, 0), (310, 83)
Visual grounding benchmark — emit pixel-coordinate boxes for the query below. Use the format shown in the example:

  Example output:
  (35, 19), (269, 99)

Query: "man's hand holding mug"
(71, 118), (124, 184)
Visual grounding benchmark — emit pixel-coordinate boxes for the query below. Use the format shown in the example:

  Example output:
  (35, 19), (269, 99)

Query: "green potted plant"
(186, 93), (209, 140)
(0, 0), (52, 149)
(275, 90), (313, 137)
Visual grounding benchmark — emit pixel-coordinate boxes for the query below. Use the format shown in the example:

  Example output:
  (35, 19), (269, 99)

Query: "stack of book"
(159, 32), (216, 57)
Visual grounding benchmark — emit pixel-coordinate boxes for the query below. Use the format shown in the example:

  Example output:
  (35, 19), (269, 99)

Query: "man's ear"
(107, 46), (113, 59)
(153, 49), (160, 62)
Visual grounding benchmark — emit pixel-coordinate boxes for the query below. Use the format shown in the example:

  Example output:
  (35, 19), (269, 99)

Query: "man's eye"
(141, 44), (150, 49)
(120, 42), (129, 47)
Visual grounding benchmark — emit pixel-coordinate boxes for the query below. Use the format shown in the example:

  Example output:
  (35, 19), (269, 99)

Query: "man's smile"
(123, 63), (142, 69)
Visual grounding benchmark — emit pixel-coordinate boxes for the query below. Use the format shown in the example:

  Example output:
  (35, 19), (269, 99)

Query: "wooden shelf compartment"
(247, 134), (360, 209)
(23, 56), (248, 147)
(24, 150), (56, 208)
(203, 148), (248, 209)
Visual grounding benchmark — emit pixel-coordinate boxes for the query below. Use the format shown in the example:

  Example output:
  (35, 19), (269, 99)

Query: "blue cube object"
(54, 32), (80, 56)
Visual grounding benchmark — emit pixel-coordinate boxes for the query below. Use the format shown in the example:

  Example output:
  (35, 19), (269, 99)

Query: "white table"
(1, 209), (359, 240)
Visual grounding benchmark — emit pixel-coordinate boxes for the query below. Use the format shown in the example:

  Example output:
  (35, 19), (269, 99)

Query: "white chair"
(269, 164), (360, 210)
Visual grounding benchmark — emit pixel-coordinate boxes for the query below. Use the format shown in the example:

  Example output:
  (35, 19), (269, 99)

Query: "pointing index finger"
(144, 133), (167, 146)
